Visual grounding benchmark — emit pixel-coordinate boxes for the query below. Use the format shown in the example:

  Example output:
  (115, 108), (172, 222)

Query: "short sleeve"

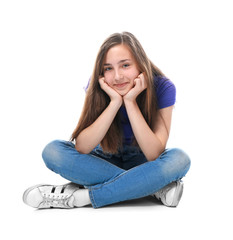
(155, 76), (176, 109)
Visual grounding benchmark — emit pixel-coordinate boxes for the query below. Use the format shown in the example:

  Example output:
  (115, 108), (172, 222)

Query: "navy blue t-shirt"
(120, 76), (176, 145)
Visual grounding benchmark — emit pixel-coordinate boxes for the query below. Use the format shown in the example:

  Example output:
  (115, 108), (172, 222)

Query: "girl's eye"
(123, 64), (130, 68)
(104, 67), (112, 72)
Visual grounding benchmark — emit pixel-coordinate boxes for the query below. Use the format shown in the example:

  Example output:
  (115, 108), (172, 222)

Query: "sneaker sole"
(171, 181), (184, 207)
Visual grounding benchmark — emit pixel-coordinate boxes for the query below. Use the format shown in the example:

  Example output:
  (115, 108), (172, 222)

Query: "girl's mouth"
(114, 82), (129, 89)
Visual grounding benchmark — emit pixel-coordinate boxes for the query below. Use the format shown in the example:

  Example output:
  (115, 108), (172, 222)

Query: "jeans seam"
(88, 189), (97, 209)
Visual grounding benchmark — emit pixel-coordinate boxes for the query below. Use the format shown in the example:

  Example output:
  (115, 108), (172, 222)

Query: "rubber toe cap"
(23, 187), (43, 208)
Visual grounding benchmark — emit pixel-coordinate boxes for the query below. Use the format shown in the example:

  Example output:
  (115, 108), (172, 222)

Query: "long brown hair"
(71, 32), (164, 153)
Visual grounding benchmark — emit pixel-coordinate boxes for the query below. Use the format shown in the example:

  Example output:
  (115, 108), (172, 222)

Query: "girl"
(23, 32), (191, 209)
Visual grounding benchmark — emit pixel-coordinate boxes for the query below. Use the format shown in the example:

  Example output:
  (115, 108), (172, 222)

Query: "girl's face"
(103, 44), (140, 96)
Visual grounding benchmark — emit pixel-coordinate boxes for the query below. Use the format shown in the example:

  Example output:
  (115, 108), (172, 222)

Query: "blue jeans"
(42, 140), (191, 208)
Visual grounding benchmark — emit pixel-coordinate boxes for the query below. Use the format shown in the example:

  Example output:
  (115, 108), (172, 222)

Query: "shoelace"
(41, 193), (72, 208)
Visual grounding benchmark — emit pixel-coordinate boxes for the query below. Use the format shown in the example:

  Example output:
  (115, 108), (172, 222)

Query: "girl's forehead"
(105, 45), (134, 63)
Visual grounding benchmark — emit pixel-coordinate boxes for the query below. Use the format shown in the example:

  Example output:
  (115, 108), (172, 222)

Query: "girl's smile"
(114, 82), (130, 89)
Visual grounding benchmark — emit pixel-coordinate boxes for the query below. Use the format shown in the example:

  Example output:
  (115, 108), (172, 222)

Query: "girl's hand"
(99, 77), (123, 105)
(123, 73), (147, 102)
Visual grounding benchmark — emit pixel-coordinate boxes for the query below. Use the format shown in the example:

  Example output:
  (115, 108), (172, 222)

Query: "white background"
(1, 0), (232, 239)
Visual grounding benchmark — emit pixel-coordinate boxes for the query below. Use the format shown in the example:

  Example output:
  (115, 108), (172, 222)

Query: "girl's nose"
(115, 70), (123, 81)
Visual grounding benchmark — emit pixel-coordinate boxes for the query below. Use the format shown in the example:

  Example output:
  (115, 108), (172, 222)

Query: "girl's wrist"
(123, 99), (138, 114)
(110, 97), (123, 109)
(123, 97), (137, 106)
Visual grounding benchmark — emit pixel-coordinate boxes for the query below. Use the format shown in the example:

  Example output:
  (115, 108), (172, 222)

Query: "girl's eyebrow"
(118, 59), (131, 64)
(104, 59), (131, 66)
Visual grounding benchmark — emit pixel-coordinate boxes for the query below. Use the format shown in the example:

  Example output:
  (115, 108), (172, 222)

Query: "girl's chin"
(114, 86), (132, 96)
(115, 89), (131, 96)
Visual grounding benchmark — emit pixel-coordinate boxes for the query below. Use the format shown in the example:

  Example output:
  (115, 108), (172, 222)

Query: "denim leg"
(42, 141), (191, 209)
(42, 140), (125, 186)
(89, 148), (191, 208)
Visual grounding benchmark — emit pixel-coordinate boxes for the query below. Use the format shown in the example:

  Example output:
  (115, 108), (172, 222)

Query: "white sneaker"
(23, 183), (81, 209)
(152, 180), (184, 207)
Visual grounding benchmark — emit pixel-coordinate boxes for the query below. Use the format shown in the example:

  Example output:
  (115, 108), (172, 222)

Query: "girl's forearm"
(124, 100), (164, 161)
(75, 100), (122, 154)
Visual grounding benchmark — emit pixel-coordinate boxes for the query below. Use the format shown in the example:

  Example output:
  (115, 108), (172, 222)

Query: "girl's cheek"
(104, 74), (113, 85)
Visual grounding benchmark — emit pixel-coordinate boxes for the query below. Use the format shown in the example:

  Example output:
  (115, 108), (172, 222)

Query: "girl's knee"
(163, 148), (191, 175)
(170, 148), (191, 172)
(172, 148), (190, 164)
(42, 140), (70, 170)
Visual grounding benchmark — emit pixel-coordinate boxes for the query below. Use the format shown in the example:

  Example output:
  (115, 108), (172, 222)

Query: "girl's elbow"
(147, 153), (160, 162)
(75, 142), (91, 155)
(146, 145), (166, 162)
